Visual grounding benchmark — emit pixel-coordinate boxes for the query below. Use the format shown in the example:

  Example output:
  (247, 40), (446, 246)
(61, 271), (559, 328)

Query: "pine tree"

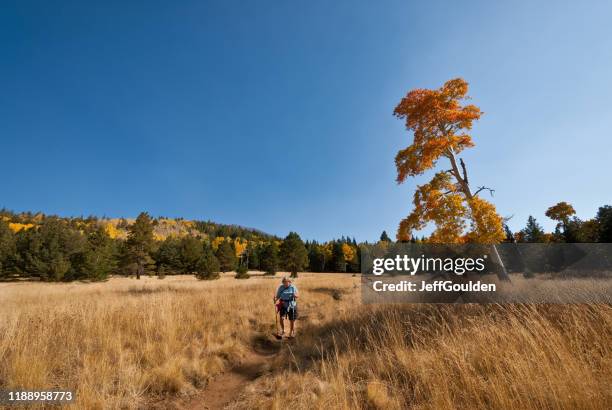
(195, 244), (220, 280)
(503, 224), (515, 243)
(17, 218), (84, 281)
(596, 205), (612, 243)
(178, 236), (204, 273)
(72, 226), (117, 281)
(280, 232), (308, 278)
(308, 243), (325, 273)
(246, 243), (260, 270)
(331, 242), (346, 272)
(260, 241), (279, 276)
(216, 240), (237, 272)
(124, 212), (155, 279)
(520, 216), (546, 243)
(0, 219), (16, 278)
(380, 231), (391, 243)
(155, 237), (182, 274)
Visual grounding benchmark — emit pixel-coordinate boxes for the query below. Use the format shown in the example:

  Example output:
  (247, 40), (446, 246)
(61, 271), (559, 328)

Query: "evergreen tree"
(178, 236), (204, 273)
(560, 217), (586, 243)
(124, 212), (155, 279)
(16, 218), (84, 281)
(596, 205), (612, 243)
(216, 240), (237, 272)
(280, 232), (308, 278)
(331, 242), (347, 272)
(520, 216), (546, 243)
(308, 243), (325, 273)
(155, 237), (182, 274)
(195, 244), (220, 280)
(246, 242), (260, 270)
(503, 224), (515, 243)
(260, 241), (279, 275)
(71, 226), (117, 281)
(380, 231), (392, 243)
(0, 219), (16, 278)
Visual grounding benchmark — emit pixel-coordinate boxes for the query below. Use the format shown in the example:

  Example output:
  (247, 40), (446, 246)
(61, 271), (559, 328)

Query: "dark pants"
(279, 304), (298, 321)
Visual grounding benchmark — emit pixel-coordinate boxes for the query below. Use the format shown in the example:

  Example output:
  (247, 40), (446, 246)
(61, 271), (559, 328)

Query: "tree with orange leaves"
(393, 78), (505, 244)
(546, 201), (577, 242)
(545, 202), (576, 226)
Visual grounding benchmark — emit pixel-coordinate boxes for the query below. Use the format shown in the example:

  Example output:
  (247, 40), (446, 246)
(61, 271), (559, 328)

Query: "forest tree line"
(0, 211), (361, 282)
(0, 201), (611, 282)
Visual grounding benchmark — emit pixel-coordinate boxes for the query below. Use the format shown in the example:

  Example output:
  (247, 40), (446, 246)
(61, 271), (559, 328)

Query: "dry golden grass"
(0, 273), (285, 409)
(0, 273), (610, 409)
(231, 277), (612, 410)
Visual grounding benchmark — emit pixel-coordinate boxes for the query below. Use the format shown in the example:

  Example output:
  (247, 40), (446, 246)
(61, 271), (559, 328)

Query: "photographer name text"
(372, 280), (496, 292)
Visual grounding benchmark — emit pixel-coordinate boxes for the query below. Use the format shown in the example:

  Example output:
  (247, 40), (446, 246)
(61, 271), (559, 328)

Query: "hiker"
(274, 276), (298, 338)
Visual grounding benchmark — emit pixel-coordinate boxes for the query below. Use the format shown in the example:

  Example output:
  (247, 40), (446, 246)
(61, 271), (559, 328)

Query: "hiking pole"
(274, 300), (278, 333)
(273, 299), (282, 340)
(289, 295), (296, 339)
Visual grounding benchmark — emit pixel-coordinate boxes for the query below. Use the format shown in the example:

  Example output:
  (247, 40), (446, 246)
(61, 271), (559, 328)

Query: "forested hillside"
(0, 210), (363, 281)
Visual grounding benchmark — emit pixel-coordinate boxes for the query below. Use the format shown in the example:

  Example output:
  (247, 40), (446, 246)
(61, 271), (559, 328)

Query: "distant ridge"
(0, 209), (277, 242)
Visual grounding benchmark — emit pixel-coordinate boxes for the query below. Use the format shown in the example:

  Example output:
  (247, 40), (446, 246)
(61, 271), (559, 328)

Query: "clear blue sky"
(1, 1), (611, 242)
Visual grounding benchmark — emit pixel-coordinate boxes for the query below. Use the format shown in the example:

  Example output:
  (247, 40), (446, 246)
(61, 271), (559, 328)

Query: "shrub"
(234, 264), (249, 279)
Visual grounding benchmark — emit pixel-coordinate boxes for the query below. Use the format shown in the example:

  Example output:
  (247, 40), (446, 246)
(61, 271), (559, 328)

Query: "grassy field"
(0, 273), (610, 409)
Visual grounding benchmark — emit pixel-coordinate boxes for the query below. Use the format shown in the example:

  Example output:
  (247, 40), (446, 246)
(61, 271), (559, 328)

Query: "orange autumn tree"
(545, 201), (576, 226)
(393, 78), (505, 244)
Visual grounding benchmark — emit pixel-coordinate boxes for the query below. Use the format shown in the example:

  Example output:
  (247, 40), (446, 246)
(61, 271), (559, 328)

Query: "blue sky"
(1, 0), (611, 242)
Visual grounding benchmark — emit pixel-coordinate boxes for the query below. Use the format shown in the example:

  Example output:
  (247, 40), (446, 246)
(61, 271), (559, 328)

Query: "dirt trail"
(160, 303), (317, 410)
(174, 335), (282, 410)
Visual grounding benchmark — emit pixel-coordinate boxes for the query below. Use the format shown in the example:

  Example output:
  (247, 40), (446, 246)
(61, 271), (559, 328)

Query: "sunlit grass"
(1, 274), (610, 409)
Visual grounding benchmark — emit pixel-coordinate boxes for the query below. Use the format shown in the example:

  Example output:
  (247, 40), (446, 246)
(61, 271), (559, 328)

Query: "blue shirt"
(276, 284), (298, 301)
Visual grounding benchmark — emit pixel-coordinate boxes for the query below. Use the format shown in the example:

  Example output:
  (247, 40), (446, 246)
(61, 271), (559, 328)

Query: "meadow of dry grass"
(0, 274), (278, 408)
(0, 273), (610, 409)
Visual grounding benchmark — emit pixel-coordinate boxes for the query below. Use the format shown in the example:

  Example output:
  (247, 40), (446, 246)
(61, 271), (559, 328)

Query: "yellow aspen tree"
(212, 236), (226, 251)
(234, 238), (247, 257)
(341, 243), (356, 262)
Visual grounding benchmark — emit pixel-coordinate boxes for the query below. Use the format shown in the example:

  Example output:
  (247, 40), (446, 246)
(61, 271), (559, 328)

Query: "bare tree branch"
(474, 186), (495, 197)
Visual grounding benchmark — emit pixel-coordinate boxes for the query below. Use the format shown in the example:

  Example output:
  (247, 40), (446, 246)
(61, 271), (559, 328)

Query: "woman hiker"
(274, 276), (298, 339)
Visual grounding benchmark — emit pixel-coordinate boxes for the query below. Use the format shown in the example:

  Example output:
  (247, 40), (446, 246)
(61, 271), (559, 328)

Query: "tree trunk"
(491, 244), (510, 281)
(447, 150), (510, 282)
